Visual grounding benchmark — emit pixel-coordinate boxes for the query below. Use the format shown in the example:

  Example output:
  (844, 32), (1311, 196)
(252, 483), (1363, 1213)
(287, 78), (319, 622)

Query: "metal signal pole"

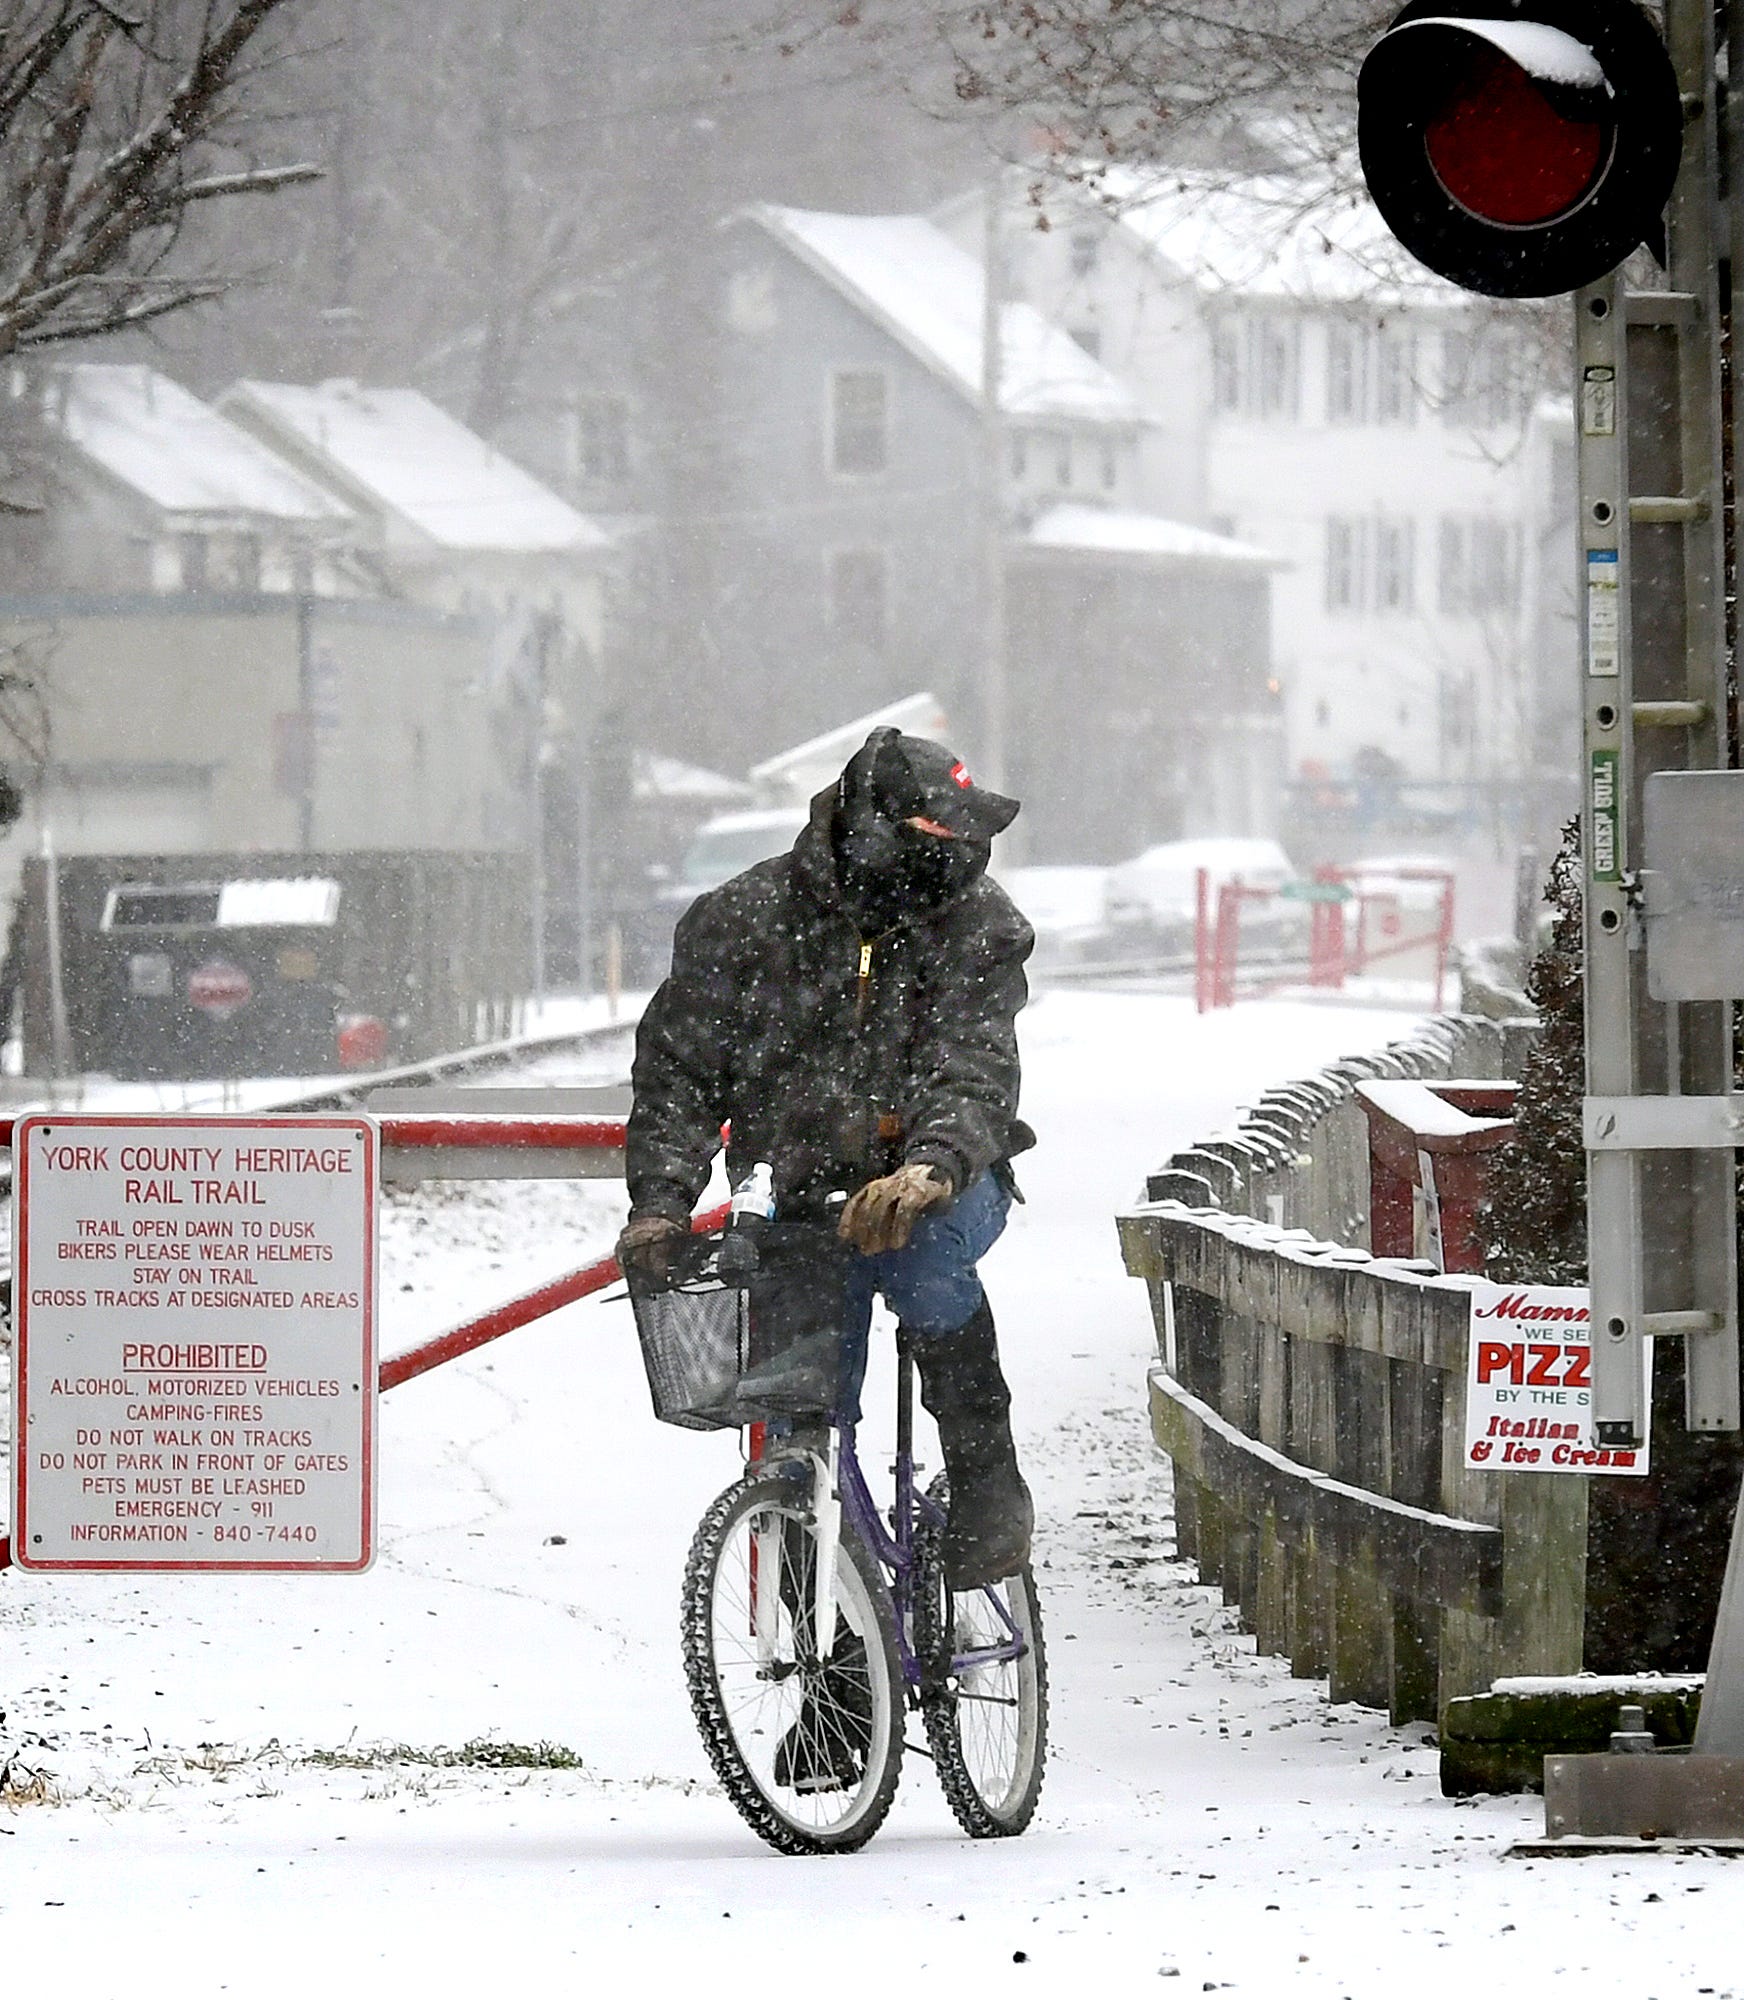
(1580, 0), (1737, 1455)
(1554, 0), (1744, 1827)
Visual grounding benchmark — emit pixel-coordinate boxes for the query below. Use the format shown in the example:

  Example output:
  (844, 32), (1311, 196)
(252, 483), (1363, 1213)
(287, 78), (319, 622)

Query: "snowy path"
(2, 991), (1738, 1998)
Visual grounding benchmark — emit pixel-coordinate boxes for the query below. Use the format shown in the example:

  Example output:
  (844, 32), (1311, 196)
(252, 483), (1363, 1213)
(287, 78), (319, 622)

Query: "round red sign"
(188, 960), (253, 1019)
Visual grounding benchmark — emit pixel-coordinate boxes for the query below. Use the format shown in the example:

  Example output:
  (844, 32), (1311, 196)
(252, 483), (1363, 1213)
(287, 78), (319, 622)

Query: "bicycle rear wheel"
(682, 1464), (904, 1855)
(914, 1474), (1048, 1837)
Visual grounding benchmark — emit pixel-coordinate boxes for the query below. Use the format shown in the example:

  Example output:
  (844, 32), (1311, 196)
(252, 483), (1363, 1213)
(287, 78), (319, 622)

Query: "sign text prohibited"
(11, 1115), (378, 1572)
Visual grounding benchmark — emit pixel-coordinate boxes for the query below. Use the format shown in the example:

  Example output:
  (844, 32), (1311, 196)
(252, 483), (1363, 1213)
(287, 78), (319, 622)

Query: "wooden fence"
(1117, 1012), (1587, 1725)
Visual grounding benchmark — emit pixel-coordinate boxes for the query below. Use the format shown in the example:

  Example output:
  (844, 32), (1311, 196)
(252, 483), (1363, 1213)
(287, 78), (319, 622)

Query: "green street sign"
(1278, 879), (1353, 904)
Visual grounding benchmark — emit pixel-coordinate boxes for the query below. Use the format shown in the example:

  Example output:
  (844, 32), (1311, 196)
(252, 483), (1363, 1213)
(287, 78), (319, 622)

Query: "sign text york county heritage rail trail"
(10, 1115), (379, 1573)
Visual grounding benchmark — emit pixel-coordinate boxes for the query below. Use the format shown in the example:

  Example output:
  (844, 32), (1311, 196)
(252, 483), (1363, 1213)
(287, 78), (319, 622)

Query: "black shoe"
(911, 1302), (1035, 1590)
(772, 1634), (872, 1793)
(942, 1458), (1034, 1590)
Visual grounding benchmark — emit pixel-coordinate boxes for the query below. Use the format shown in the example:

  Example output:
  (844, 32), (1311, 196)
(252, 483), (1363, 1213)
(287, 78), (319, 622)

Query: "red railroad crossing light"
(1357, 0), (1683, 298)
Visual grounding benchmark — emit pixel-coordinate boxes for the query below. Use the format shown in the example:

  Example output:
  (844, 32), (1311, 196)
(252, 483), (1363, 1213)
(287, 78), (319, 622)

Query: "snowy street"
(2, 991), (1737, 1997)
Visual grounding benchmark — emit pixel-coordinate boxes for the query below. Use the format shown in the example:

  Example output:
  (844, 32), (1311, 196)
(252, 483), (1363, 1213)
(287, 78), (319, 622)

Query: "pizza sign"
(1464, 1283), (1648, 1476)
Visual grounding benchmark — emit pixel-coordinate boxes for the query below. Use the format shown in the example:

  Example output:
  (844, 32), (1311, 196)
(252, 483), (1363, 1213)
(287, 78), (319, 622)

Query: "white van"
(1103, 837), (1297, 950)
(667, 807), (810, 905)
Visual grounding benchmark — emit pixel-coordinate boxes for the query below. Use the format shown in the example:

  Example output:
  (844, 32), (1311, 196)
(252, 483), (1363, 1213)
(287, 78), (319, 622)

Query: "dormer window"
(829, 370), (888, 475)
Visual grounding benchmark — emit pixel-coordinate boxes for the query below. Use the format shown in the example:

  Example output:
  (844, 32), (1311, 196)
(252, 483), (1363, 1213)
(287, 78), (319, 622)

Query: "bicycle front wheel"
(914, 1474), (1048, 1837)
(682, 1466), (904, 1855)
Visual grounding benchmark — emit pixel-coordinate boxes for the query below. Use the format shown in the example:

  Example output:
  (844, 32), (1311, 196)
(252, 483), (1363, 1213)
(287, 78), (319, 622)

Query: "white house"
(940, 170), (1571, 833)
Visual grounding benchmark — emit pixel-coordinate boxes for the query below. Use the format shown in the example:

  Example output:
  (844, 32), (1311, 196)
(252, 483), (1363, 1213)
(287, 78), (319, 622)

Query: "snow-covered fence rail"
(1117, 1011), (1581, 1726)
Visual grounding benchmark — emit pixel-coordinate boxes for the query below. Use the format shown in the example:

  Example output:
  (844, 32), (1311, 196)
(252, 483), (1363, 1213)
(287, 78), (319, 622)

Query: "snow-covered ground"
(2, 990), (1737, 1998)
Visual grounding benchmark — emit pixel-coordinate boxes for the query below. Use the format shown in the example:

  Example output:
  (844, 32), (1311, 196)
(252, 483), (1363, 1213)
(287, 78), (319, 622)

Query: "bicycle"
(629, 1214), (1048, 1856)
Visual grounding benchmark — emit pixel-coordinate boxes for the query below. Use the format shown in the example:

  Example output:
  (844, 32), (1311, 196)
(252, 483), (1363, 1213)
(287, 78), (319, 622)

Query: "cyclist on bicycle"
(618, 724), (1035, 1593)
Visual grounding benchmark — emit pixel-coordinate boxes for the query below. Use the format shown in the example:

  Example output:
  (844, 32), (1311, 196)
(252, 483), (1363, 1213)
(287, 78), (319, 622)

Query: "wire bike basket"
(629, 1225), (851, 1431)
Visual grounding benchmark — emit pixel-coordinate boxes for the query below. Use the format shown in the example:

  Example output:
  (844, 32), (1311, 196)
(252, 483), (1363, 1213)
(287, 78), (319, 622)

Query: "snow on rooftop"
(1103, 166), (1463, 307)
(632, 753), (753, 804)
(53, 364), (353, 524)
(749, 690), (951, 786)
(753, 205), (1142, 425)
(1026, 503), (1280, 567)
(223, 380), (611, 554)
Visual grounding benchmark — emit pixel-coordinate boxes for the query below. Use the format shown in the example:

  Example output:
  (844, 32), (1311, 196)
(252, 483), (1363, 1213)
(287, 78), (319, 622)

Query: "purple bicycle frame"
(827, 1342), (1026, 1690)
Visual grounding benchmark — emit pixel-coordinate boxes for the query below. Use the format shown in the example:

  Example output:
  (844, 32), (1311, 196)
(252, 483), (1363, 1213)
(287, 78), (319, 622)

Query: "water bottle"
(718, 1162), (775, 1280)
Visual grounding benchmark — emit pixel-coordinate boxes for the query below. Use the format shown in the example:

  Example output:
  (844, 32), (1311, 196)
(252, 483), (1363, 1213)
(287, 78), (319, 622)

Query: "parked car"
(993, 864), (1112, 969)
(1103, 837), (1299, 956)
(664, 807), (811, 906)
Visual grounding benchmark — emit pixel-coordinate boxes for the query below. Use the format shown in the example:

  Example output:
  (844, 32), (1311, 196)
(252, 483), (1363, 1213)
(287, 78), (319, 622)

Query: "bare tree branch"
(0, 0), (316, 356)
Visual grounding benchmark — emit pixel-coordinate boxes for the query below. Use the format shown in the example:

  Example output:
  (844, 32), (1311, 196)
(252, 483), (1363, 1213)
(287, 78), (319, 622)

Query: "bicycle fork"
(748, 1434), (843, 1665)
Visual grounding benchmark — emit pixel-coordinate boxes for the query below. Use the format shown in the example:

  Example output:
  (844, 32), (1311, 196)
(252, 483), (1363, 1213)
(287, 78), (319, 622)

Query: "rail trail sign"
(10, 1114), (378, 1573)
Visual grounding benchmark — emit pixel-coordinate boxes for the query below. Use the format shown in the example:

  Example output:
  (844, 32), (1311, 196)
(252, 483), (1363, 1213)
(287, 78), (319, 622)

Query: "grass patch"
(305, 1737), (583, 1772)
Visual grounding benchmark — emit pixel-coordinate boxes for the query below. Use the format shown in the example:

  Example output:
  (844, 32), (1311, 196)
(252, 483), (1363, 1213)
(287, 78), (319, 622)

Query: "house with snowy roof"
(711, 202), (1284, 860)
(23, 361), (367, 599)
(939, 170), (1576, 855)
(0, 363), (543, 864)
(218, 379), (611, 660)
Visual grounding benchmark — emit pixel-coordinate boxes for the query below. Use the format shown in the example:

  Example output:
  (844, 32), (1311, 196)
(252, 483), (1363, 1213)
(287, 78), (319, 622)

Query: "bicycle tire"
(913, 1473), (1048, 1838)
(681, 1465), (904, 1855)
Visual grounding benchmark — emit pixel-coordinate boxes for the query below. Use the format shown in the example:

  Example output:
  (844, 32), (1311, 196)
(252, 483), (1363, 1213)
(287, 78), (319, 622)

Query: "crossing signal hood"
(1357, 0), (1683, 298)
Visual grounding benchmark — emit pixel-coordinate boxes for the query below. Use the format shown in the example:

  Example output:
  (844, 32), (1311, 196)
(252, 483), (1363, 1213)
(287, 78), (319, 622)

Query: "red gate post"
(1212, 881), (1241, 1008)
(1194, 865), (1212, 1014)
(1432, 874), (1456, 1013)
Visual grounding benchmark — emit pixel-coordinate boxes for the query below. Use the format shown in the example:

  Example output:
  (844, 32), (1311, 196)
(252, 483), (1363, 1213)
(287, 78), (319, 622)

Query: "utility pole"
(979, 171), (1009, 795)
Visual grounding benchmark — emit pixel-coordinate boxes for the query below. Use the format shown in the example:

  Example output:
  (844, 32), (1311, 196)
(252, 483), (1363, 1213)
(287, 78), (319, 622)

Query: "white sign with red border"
(11, 1114), (378, 1571)
(1465, 1281), (1649, 1477)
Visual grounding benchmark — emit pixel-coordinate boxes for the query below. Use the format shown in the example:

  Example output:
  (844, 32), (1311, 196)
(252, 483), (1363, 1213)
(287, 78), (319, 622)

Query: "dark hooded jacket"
(627, 783), (1036, 1222)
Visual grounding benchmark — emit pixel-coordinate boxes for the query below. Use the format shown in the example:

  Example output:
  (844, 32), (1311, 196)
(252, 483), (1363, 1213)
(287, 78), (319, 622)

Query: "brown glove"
(837, 1163), (953, 1254)
(616, 1213), (687, 1279)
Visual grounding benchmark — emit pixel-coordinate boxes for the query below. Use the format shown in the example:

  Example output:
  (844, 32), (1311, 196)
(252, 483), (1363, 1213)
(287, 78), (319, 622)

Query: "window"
(828, 548), (888, 651)
(1069, 229), (1100, 279)
(178, 533), (209, 593)
(1100, 441), (1119, 492)
(225, 532), (262, 592)
(1212, 321), (1242, 414)
(1012, 428), (1075, 486)
(1255, 318), (1301, 419)
(1326, 515), (1416, 615)
(1326, 323), (1365, 426)
(1374, 519), (1415, 613)
(1211, 313), (1301, 421)
(1325, 518), (1362, 613)
(1327, 322), (1418, 426)
(574, 395), (630, 483)
(1441, 329), (1525, 430)
(829, 369), (889, 475)
(1374, 331), (1418, 426)
(1438, 516), (1520, 616)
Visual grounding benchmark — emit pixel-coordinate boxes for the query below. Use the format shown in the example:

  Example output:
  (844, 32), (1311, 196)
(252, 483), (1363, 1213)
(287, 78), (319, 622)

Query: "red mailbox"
(1356, 1077), (1517, 1274)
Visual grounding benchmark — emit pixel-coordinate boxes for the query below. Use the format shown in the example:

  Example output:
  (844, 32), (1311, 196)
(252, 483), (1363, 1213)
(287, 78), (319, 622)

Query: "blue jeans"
(835, 1170), (1012, 1424)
